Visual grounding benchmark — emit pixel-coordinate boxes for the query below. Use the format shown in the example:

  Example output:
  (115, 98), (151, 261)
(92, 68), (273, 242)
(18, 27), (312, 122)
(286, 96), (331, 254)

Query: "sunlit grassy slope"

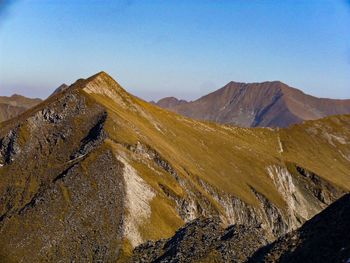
(2, 72), (348, 261)
(80, 72), (350, 245)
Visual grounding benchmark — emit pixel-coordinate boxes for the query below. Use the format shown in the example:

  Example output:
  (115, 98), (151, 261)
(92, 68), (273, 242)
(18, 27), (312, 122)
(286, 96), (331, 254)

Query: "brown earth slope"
(0, 72), (349, 261)
(0, 94), (42, 123)
(155, 81), (350, 127)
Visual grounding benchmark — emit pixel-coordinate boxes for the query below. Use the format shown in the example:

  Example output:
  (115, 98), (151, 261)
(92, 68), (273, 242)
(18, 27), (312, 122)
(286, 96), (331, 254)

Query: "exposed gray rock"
(0, 126), (21, 165)
(133, 194), (350, 263)
(249, 193), (350, 263)
(132, 217), (269, 263)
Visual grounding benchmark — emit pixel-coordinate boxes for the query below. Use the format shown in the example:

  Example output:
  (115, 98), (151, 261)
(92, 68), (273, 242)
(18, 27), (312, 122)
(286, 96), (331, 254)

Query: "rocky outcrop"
(0, 88), (126, 262)
(132, 217), (269, 263)
(70, 111), (107, 159)
(249, 193), (350, 263)
(0, 126), (21, 165)
(196, 177), (288, 239)
(133, 194), (350, 263)
(267, 163), (345, 231)
(119, 156), (156, 247)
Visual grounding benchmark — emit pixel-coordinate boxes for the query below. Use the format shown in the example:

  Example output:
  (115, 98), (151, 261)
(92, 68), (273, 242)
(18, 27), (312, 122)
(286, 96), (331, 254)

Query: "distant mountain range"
(0, 72), (349, 261)
(154, 81), (350, 127)
(3, 81), (350, 128)
(0, 94), (42, 123)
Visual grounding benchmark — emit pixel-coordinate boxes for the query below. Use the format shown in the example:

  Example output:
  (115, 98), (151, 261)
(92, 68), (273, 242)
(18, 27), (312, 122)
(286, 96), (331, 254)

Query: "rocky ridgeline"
(0, 85), (126, 262)
(132, 217), (268, 263)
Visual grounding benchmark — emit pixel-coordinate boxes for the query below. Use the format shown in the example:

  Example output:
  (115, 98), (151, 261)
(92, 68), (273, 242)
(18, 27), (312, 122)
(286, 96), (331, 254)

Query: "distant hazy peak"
(10, 94), (25, 99)
(50, 83), (69, 97)
(155, 80), (350, 128)
(155, 96), (188, 108)
(0, 93), (42, 122)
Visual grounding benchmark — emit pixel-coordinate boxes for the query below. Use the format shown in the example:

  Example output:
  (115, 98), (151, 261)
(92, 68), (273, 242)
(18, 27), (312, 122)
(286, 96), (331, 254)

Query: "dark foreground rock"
(249, 193), (350, 263)
(132, 194), (350, 263)
(131, 217), (269, 263)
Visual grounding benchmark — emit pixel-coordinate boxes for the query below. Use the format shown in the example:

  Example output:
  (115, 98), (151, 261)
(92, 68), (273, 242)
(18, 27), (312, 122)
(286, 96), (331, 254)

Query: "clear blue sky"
(0, 0), (349, 100)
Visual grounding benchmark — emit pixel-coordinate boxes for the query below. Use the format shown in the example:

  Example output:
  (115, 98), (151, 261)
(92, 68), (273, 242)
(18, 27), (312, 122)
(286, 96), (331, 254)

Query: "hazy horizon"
(1, 0), (350, 101)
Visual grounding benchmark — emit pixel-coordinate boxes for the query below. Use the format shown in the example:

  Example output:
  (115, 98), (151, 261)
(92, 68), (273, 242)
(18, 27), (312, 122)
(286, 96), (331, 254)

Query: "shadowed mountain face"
(133, 194), (350, 263)
(132, 217), (269, 263)
(248, 193), (350, 263)
(0, 94), (42, 123)
(155, 81), (350, 127)
(0, 72), (349, 261)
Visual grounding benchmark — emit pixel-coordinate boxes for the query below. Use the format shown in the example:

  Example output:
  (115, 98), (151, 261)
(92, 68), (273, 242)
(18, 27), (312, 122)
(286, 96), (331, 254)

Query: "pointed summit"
(84, 71), (121, 86)
(78, 71), (132, 107)
(94, 71), (112, 78)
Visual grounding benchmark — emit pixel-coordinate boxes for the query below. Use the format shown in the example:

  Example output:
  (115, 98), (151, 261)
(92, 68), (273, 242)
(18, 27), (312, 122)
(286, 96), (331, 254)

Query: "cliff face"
(132, 194), (350, 263)
(0, 72), (349, 261)
(154, 81), (350, 127)
(249, 193), (350, 263)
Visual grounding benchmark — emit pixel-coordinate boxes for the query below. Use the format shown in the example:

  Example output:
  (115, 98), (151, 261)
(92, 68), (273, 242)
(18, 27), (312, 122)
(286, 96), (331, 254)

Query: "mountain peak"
(75, 71), (132, 107)
(10, 93), (25, 99)
(224, 80), (288, 90)
(155, 97), (188, 108)
(48, 72), (118, 99)
(84, 71), (120, 87)
(155, 79), (350, 127)
(89, 71), (114, 81)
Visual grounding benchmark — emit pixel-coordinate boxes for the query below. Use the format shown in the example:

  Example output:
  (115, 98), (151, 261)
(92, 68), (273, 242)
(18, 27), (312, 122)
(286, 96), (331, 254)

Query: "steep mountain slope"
(155, 81), (350, 127)
(0, 94), (42, 123)
(249, 193), (350, 263)
(0, 72), (349, 261)
(133, 194), (350, 263)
